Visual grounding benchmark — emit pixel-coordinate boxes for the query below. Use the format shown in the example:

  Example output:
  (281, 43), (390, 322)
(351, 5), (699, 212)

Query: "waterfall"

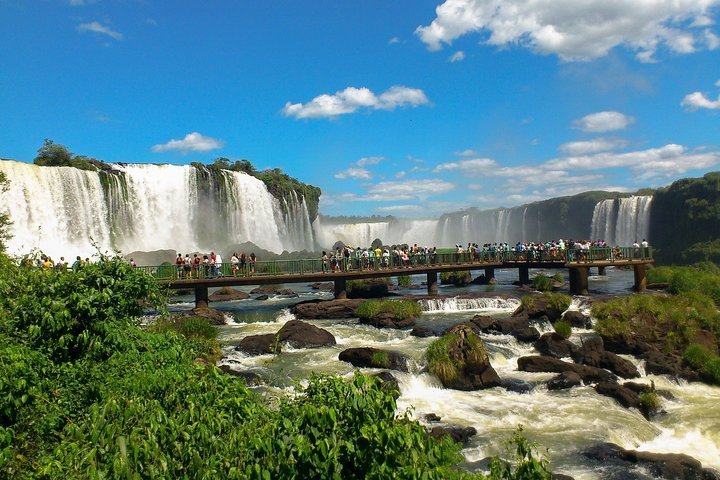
(312, 217), (441, 249)
(589, 196), (652, 245)
(0, 160), (317, 258)
(590, 199), (617, 243)
(420, 297), (521, 312)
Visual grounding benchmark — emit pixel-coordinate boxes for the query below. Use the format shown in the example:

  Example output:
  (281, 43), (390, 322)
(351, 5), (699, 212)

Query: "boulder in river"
(339, 347), (409, 372)
(427, 324), (501, 390)
(517, 355), (615, 383)
(513, 293), (571, 323)
(235, 334), (281, 356)
(218, 365), (262, 385)
(277, 319), (336, 349)
(209, 287), (250, 302)
(562, 310), (592, 329)
(547, 371), (582, 390)
(428, 425), (477, 444)
(250, 285), (280, 295)
(583, 442), (720, 480)
(573, 337), (640, 379)
(290, 299), (365, 319)
(534, 332), (578, 358)
(191, 306), (228, 325)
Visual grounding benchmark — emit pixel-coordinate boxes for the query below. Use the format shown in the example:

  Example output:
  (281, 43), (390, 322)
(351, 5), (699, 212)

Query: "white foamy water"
(589, 196), (653, 245)
(420, 297), (521, 313)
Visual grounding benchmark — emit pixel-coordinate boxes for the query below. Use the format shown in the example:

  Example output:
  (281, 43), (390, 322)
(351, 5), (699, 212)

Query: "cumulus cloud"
(558, 138), (628, 155)
(366, 179), (455, 200)
(415, 0), (720, 61)
(546, 144), (720, 180)
(573, 111), (635, 132)
(334, 168), (372, 180)
(681, 81), (720, 109)
(432, 157), (497, 174)
(389, 36), (401, 44)
(449, 50), (465, 62)
(356, 156), (385, 166)
(376, 204), (424, 213)
(454, 149), (477, 156)
(283, 86), (429, 119)
(151, 132), (224, 153)
(77, 21), (123, 40)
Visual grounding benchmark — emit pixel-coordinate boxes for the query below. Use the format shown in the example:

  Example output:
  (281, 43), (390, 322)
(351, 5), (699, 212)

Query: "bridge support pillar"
(633, 264), (647, 292)
(598, 266), (607, 276)
(334, 279), (347, 299)
(569, 267), (589, 295)
(427, 272), (438, 295)
(195, 286), (209, 309)
(519, 266), (530, 285)
(484, 268), (495, 280)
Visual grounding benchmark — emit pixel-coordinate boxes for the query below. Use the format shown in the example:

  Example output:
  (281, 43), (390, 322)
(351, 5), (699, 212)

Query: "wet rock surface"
(290, 299), (365, 319)
(277, 319), (336, 348)
(235, 334), (280, 355)
(339, 347), (409, 372)
(428, 425), (478, 444)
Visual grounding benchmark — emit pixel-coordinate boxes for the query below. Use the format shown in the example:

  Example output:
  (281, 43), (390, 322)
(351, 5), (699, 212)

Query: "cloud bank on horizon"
(1, 1), (719, 219)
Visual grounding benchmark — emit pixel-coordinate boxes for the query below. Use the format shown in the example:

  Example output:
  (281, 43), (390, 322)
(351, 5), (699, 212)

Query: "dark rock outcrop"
(339, 347), (409, 372)
(410, 326), (439, 337)
(517, 356), (615, 383)
(191, 307), (228, 325)
(254, 295), (269, 301)
(359, 311), (417, 329)
(290, 299), (365, 319)
(547, 371), (582, 390)
(308, 282), (333, 290)
(275, 288), (298, 297)
(584, 442), (720, 480)
(431, 324), (502, 390)
(428, 425), (478, 444)
(469, 315), (540, 342)
(513, 295), (566, 322)
(235, 334), (281, 355)
(594, 381), (641, 410)
(424, 413), (442, 422)
(250, 285), (279, 295)
(573, 337), (640, 379)
(209, 287), (250, 302)
(563, 310), (592, 329)
(218, 365), (262, 385)
(277, 320), (336, 349)
(534, 333), (578, 358)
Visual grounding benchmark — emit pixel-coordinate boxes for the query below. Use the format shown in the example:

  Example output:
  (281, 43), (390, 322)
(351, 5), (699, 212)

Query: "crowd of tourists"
(174, 251), (257, 278)
(22, 254), (95, 271)
(319, 238), (651, 273)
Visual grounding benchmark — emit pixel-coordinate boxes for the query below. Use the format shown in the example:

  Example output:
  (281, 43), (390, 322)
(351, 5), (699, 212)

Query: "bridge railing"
(140, 246), (652, 282)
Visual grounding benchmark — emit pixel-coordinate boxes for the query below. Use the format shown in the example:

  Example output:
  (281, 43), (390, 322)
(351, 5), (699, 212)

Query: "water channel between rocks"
(165, 267), (720, 479)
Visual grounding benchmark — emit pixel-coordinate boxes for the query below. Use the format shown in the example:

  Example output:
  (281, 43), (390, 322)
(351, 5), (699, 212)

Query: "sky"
(1, 0), (719, 218)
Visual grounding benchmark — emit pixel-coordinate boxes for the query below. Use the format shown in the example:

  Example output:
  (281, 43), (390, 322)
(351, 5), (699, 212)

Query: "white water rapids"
(203, 284), (720, 479)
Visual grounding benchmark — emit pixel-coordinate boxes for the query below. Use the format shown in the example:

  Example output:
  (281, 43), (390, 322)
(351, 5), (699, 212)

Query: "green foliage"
(397, 275), (412, 287)
(426, 327), (487, 385)
(440, 271), (472, 286)
(639, 392), (661, 416)
(370, 350), (391, 368)
(356, 299), (422, 321)
(531, 275), (555, 292)
(683, 344), (720, 385)
(545, 292), (572, 314)
(347, 278), (390, 298)
(519, 295), (535, 311)
(487, 427), (552, 480)
(553, 320), (572, 339)
(150, 315), (220, 362)
(0, 172), (11, 252)
(33, 139), (107, 171)
(646, 264), (720, 306)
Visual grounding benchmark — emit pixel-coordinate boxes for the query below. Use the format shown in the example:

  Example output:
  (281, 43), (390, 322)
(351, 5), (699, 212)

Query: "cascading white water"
(0, 161), (114, 259)
(420, 297), (521, 312)
(589, 196), (652, 245)
(616, 196), (652, 246)
(312, 217), (441, 249)
(0, 160), (317, 258)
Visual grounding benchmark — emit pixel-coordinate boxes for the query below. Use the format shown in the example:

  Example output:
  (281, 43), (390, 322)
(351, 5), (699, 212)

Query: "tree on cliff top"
(34, 139), (73, 166)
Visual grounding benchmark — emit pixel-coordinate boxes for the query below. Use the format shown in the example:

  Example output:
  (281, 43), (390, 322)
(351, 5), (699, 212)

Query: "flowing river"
(167, 267), (720, 479)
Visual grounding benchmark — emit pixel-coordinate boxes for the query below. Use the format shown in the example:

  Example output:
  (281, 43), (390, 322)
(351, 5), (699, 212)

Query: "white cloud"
(77, 21), (123, 40)
(415, 0), (720, 61)
(454, 149), (477, 156)
(356, 156), (384, 166)
(546, 144), (720, 180)
(283, 86), (429, 119)
(334, 168), (372, 180)
(69, 0), (94, 5)
(681, 81), (720, 109)
(705, 29), (720, 48)
(432, 157), (498, 174)
(389, 36), (401, 44)
(395, 171), (407, 178)
(376, 204), (424, 213)
(151, 132), (224, 153)
(366, 179), (455, 200)
(449, 50), (465, 62)
(558, 138), (628, 155)
(573, 111), (635, 132)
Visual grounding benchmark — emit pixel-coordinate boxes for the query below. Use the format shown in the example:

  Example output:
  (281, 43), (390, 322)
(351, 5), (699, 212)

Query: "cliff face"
(650, 172), (720, 265)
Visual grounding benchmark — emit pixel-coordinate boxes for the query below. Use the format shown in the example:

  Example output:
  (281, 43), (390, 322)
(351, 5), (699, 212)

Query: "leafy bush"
(488, 427), (552, 480)
(639, 392), (661, 417)
(356, 299), (422, 321)
(553, 320), (572, 339)
(545, 292), (572, 314)
(426, 327), (487, 386)
(397, 275), (412, 287)
(150, 315), (220, 362)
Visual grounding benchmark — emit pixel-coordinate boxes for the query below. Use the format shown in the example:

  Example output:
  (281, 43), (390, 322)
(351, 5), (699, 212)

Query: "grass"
(531, 273), (563, 292)
(683, 344), (720, 385)
(646, 264), (720, 306)
(440, 271), (471, 286)
(639, 391), (661, 416)
(370, 351), (391, 368)
(150, 315), (221, 362)
(426, 327), (487, 385)
(355, 299), (422, 320)
(397, 275), (411, 287)
(553, 320), (572, 339)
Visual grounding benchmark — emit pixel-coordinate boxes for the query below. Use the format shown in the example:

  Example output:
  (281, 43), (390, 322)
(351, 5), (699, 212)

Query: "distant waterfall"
(589, 196), (653, 245)
(312, 217), (440, 249)
(0, 160), (317, 258)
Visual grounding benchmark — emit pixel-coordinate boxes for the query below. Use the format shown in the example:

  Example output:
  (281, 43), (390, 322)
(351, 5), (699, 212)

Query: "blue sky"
(1, 0), (719, 217)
